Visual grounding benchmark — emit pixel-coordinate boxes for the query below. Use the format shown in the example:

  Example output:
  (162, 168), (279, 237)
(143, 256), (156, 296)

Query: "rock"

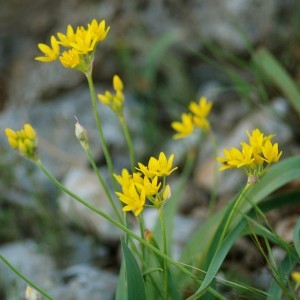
(185, 0), (277, 52)
(51, 264), (118, 300)
(0, 240), (56, 299)
(58, 167), (123, 243)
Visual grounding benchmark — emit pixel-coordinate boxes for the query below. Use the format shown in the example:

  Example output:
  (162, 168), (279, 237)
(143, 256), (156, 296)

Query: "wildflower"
(98, 75), (125, 116)
(35, 19), (110, 72)
(135, 176), (161, 197)
(116, 182), (146, 216)
(35, 35), (60, 62)
(59, 49), (81, 68)
(137, 152), (177, 178)
(5, 124), (38, 161)
(217, 128), (282, 181)
(87, 19), (110, 43)
(57, 25), (76, 47)
(114, 152), (177, 216)
(171, 113), (194, 139)
(171, 96), (213, 139)
(70, 26), (97, 55)
(262, 140), (282, 164)
(189, 97), (212, 117)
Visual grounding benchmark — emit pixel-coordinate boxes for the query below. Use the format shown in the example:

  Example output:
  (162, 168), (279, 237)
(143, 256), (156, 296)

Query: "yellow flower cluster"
(171, 97), (212, 139)
(98, 75), (124, 117)
(35, 19), (110, 71)
(5, 124), (38, 161)
(114, 152), (177, 216)
(217, 129), (282, 178)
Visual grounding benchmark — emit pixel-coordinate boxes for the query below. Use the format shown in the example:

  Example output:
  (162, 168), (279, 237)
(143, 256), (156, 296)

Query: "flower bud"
(5, 124), (38, 161)
(162, 184), (171, 201)
(75, 117), (89, 150)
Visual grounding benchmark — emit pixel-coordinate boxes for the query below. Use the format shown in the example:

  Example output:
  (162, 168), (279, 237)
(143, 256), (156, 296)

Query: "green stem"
(85, 147), (123, 223)
(0, 254), (54, 300)
(138, 214), (146, 268)
(119, 116), (135, 172)
(85, 72), (117, 189)
(218, 184), (251, 246)
(159, 207), (169, 300)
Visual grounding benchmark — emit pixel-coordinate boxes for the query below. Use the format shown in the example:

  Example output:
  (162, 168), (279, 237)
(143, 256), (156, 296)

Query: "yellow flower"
(147, 152), (177, 177)
(189, 97), (212, 119)
(88, 19), (110, 43)
(71, 26), (97, 55)
(171, 113), (194, 139)
(5, 124), (38, 161)
(135, 176), (161, 197)
(171, 96), (213, 139)
(262, 140), (282, 164)
(59, 49), (81, 68)
(57, 24), (76, 47)
(114, 169), (132, 193)
(116, 183), (146, 216)
(35, 35), (60, 62)
(36, 19), (110, 71)
(115, 153), (176, 215)
(217, 128), (282, 179)
(217, 144), (255, 172)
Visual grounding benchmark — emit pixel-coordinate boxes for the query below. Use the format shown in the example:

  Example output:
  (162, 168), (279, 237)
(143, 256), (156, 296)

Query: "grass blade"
(253, 48), (300, 114)
(121, 239), (147, 300)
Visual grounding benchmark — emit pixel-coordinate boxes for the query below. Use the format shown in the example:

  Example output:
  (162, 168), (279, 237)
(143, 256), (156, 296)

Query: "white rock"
(58, 167), (122, 243)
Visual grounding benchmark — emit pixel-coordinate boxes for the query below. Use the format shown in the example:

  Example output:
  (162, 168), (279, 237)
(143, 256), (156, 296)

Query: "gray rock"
(58, 167), (123, 243)
(0, 240), (56, 300)
(51, 264), (118, 300)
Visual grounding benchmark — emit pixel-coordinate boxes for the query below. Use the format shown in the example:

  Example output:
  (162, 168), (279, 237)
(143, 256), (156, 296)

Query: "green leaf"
(253, 48), (300, 115)
(115, 261), (127, 300)
(121, 239), (147, 300)
(294, 218), (300, 259)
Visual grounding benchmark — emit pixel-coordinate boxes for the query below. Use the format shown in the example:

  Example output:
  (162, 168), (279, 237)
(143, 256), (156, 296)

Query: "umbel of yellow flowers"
(5, 124), (38, 161)
(35, 19), (110, 72)
(217, 128), (282, 182)
(114, 152), (177, 216)
(171, 97), (213, 139)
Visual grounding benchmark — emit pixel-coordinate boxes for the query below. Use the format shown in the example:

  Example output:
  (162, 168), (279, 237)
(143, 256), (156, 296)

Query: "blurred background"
(1, 0), (300, 299)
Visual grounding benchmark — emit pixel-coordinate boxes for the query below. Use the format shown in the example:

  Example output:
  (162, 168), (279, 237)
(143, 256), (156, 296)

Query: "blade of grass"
(253, 48), (300, 115)
(121, 239), (147, 300)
